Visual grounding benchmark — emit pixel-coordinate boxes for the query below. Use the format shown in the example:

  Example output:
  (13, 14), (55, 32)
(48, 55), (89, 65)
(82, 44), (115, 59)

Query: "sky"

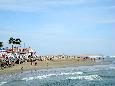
(0, 0), (115, 56)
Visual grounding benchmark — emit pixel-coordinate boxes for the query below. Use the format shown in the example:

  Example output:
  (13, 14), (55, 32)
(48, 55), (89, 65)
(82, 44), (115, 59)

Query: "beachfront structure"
(78, 54), (103, 58)
(0, 47), (38, 65)
(0, 48), (7, 55)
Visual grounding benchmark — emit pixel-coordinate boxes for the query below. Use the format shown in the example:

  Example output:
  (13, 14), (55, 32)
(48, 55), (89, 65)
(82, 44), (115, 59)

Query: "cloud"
(0, 0), (114, 12)
(98, 19), (115, 24)
(0, 30), (14, 35)
(0, 0), (96, 12)
(0, 0), (45, 12)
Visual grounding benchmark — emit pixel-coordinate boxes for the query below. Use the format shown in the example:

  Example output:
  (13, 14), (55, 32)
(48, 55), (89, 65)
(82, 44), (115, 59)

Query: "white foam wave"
(22, 75), (47, 81)
(22, 72), (83, 81)
(0, 82), (7, 86)
(67, 75), (102, 81)
(110, 67), (115, 69)
(58, 72), (83, 76)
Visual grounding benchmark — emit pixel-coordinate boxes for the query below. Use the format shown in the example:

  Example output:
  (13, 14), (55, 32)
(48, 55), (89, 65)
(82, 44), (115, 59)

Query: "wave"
(110, 67), (115, 69)
(112, 61), (115, 64)
(1, 63), (115, 84)
(67, 75), (102, 81)
(0, 81), (7, 86)
(22, 71), (83, 81)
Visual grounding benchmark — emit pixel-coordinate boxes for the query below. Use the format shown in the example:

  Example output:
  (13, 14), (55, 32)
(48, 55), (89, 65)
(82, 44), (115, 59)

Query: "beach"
(0, 58), (106, 75)
(0, 57), (115, 86)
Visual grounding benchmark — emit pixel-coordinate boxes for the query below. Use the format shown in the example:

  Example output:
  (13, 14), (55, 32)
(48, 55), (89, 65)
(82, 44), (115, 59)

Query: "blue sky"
(0, 0), (115, 55)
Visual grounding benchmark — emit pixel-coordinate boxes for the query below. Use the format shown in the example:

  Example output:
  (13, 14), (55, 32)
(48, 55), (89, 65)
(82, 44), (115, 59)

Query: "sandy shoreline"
(0, 58), (107, 75)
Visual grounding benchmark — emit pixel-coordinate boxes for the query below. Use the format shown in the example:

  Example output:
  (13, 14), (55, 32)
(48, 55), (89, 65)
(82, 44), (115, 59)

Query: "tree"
(15, 38), (22, 52)
(0, 42), (3, 48)
(9, 37), (22, 53)
(15, 38), (22, 45)
(9, 37), (15, 53)
(9, 37), (15, 44)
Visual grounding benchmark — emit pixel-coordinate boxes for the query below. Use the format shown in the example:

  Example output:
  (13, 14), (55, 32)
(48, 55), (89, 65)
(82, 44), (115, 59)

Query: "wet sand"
(0, 59), (105, 75)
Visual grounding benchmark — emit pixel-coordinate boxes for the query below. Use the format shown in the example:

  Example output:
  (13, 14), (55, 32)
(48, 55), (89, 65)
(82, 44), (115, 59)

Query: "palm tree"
(9, 37), (22, 53)
(15, 38), (22, 45)
(9, 37), (15, 53)
(15, 38), (22, 52)
(0, 42), (3, 48)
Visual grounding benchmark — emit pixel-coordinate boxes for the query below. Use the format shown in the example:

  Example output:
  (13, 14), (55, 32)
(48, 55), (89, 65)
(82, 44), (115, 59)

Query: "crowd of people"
(0, 47), (38, 70)
(0, 47), (104, 71)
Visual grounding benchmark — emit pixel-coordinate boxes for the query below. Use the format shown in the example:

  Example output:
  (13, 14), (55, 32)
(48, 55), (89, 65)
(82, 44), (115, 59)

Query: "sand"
(0, 58), (105, 75)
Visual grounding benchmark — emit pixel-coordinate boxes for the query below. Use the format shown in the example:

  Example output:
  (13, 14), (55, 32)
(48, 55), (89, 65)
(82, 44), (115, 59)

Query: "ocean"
(0, 58), (115, 86)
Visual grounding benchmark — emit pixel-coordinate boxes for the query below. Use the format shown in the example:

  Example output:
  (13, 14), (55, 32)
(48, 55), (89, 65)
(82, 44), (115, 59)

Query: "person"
(21, 67), (23, 73)
(21, 67), (23, 71)
(35, 61), (37, 66)
(30, 59), (32, 65)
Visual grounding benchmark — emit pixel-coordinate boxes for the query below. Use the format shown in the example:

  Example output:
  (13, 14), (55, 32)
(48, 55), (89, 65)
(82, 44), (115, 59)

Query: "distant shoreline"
(0, 58), (108, 75)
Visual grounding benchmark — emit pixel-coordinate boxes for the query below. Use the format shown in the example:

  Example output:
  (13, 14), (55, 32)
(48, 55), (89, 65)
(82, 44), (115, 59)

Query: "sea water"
(0, 58), (115, 86)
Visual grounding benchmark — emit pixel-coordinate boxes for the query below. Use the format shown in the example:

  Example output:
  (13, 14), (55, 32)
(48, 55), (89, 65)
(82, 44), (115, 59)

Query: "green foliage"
(15, 38), (22, 45)
(9, 37), (22, 45)
(9, 37), (15, 44)
(0, 42), (3, 48)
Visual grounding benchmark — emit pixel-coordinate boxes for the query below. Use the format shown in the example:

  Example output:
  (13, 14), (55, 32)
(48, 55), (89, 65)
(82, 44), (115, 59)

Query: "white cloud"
(0, 0), (90, 12)
(98, 19), (115, 24)
(0, 0), (114, 12)
(0, 30), (14, 35)
(0, 0), (45, 12)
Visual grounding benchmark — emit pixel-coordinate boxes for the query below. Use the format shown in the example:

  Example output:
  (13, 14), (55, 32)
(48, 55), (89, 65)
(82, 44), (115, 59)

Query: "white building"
(78, 54), (103, 58)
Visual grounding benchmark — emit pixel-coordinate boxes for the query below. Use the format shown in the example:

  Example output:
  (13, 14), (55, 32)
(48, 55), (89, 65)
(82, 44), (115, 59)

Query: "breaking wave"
(0, 82), (7, 86)
(22, 71), (83, 81)
(0, 58), (115, 86)
(67, 75), (102, 81)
